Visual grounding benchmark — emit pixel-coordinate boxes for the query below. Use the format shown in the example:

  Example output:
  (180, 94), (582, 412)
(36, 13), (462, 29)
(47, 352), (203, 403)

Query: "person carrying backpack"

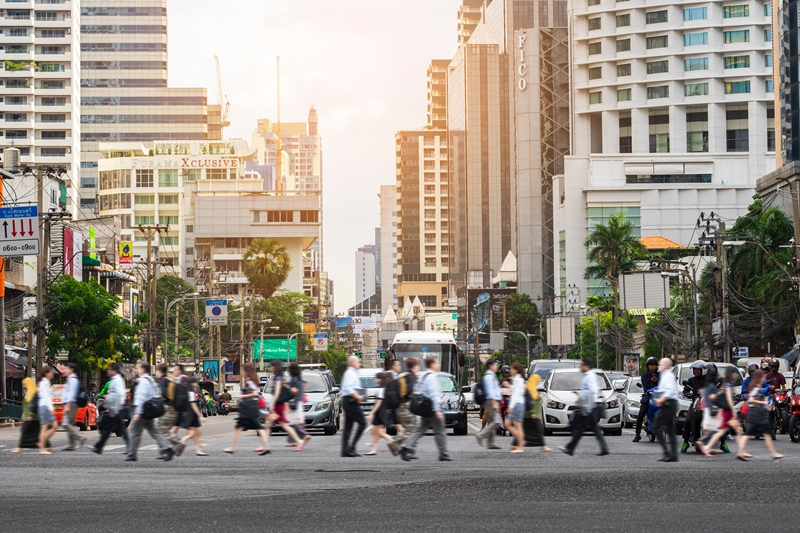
(61, 362), (88, 451)
(388, 358), (419, 457)
(476, 359), (502, 450)
(397, 356), (452, 462)
(155, 364), (186, 458)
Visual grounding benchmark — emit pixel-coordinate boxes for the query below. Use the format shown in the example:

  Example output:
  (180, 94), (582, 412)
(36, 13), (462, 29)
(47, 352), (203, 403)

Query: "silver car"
(619, 377), (644, 428)
(540, 368), (624, 436)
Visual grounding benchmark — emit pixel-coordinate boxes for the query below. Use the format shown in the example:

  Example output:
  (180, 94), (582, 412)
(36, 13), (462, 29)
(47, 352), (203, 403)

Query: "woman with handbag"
(366, 373), (395, 455)
(11, 377), (51, 454)
(505, 363), (527, 453)
(179, 377), (207, 456)
(516, 374), (552, 452)
(697, 368), (743, 458)
(737, 370), (783, 461)
(37, 366), (57, 455)
(224, 363), (270, 455)
(261, 360), (302, 452)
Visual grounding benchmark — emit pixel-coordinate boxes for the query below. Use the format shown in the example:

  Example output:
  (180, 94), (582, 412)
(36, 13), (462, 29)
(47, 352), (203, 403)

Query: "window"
(646, 10), (668, 24)
(617, 88), (632, 101)
(136, 169), (153, 187)
(159, 216), (178, 225)
(616, 14), (630, 27)
(206, 169), (232, 180)
(41, 148), (66, 157)
(41, 114), (66, 123)
(647, 85), (669, 99)
(185, 247), (194, 256)
(627, 174), (711, 184)
(588, 42), (601, 55)
(589, 66), (602, 80)
(185, 225), (193, 233)
(726, 105), (749, 152)
(764, 29), (772, 42)
(183, 169), (201, 181)
(765, 3), (772, 16)
(617, 39), (631, 52)
(724, 55), (750, 69)
(160, 236), (178, 246)
(649, 109), (670, 153)
(159, 194), (178, 204)
(620, 113), (632, 152)
(158, 169), (178, 187)
(41, 131), (66, 139)
(725, 80), (751, 94)
(684, 32), (708, 46)
(685, 82), (709, 96)
(724, 30), (750, 43)
(5, 131), (27, 139)
(767, 106), (775, 151)
(135, 216), (155, 225)
(134, 195), (154, 205)
(685, 57), (709, 71)
(646, 60), (669, 74)
(766, 79), (774, 92)
(589, 17), (601, 31)
(723, 5), (749, 18)
(684, 7), (708, 20)
(646, 35), (668, 49)
(765, 54), (773, 67)
(617, 63), (631, 76)
(300, 211), (319, 223)
(267, 210), (293, 223)
(686, 106), (709, 152)
(589, 91), (603, 104)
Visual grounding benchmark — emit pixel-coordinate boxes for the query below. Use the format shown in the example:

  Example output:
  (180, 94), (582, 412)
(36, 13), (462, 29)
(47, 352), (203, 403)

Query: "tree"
(320, 347), (348, 382)
(156, 275), (196, 359)
(46, 276), (142, 372)
(253, 290), (313, 334)
(243, 238), (292, 298)
(503, 293), (541, 335)
(584, 213), (647, 281)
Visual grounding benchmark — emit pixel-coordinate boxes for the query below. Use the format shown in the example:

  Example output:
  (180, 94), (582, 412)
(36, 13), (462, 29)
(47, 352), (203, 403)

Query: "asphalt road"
(1, 414), (799, 532)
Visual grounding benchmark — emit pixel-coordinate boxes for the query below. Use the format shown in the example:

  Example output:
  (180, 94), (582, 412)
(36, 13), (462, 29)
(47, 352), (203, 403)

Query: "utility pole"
(138, 223), (168, 365)
(35, 167), (46, 378)
(193, 267), (200, 373)
(0, 174), (5, 399)
(716, 221), (730, 363)
(791, 181), (800, 339)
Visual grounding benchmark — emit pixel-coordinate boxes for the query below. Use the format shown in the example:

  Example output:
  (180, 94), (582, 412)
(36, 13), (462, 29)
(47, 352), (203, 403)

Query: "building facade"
(559, 0), (776, 301)
(355, 244), (376, 303)
(379, 184), (397, 313)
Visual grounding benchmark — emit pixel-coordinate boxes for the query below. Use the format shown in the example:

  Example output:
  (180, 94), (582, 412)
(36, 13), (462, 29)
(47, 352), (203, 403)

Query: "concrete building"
(458, 0), (484, 44)
(559, 0), (776, 302)
(379, 184), (398, 313)
(0, 0), (80, 212)
(427, 60), (449, 129)
(355, 244), (376, 303)
(79, 0), (221, 217)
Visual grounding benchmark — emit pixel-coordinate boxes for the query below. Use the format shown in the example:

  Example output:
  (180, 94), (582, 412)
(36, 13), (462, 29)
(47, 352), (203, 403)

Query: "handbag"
(702, 407), (722, 431)
(746, 402), (769, 425)
(141, 376), (165, 420)
(239, 398), (260, 418)
(409, 373), (434, 418)
(258, 396), (267, 409)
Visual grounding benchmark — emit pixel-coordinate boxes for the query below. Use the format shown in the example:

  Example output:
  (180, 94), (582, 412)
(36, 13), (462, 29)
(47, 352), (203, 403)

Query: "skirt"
(184, 410), (201, 429)
(718, 410), (734, 430)
(512, 417), (547, 447)
(747, 422), (771, 436)
(507, 403), (524, 423)
(38, 407), (55, 425)
(236, 415), (264, 431)
(272, 403), (289, 424)
(19, 419), (43, 448)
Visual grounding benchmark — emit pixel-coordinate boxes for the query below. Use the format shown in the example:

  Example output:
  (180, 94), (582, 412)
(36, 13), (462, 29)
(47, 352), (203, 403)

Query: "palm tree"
(584, 213), (646, 281)
(242, 238), (292, 298)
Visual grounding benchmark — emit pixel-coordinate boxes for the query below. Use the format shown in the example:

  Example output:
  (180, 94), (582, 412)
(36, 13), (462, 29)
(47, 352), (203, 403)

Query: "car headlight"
(315, 400), (332, 412)
(627, 399), (640, 409)
(606, 400), (619, 409)
(546, 400), (565, 410)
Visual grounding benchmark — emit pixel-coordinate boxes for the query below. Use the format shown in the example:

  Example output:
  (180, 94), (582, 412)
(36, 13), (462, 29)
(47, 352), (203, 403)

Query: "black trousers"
(565, 406), (609, 454)
(94, 412), (128, 451)
(682, 401), (702, 442)
(654, 399), (678, 458)
(635, 399), (649, 435)
(341, 396), (366, 455)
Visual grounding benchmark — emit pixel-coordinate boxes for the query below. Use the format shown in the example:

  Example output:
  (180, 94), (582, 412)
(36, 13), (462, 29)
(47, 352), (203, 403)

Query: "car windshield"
(437, 375), (458, 393)
(302, 373), (327, 393)
(531, 361), (580, 379)
(550, 372), (611, 391)
(360, 376), (378, 388)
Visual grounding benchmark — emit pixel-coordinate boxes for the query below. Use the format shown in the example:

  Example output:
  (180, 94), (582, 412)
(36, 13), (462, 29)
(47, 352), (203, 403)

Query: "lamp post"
(287, 332), (301, 364)
(497, 330), (533, 369)
(162, 293), (201, 367)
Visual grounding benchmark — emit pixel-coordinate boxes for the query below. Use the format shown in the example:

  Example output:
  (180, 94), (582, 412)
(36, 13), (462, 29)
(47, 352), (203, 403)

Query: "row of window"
(134, 216), (179, 225)
(597, 29), (764, 55)
(1, 130), (66, 139)
(594, 4), (771, 24)
(82, 133), (206, 142)
(589, 53), (771, 80)
(80, 96), (206, 106)
(79, 25), (166, 34)
(80, 43), (166, 52)
(80, 7), (166, 16)
(133, 194), (178, 205)
(253, 210), (320, 223)
(81, 114), (206, 125)
(80, 79), (166, 88)
(81, 61), (167, 71)
(2, 113), (65, 123)
(592, 78), (769, 104)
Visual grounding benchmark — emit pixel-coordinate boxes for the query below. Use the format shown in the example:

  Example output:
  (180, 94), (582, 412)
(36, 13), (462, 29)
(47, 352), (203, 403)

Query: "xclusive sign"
(131, 156), (239, 169)
(517, 34), (527, 91)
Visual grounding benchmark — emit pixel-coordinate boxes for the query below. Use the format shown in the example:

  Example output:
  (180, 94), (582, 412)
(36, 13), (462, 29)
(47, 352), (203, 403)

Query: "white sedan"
(539, 368), (624, 436)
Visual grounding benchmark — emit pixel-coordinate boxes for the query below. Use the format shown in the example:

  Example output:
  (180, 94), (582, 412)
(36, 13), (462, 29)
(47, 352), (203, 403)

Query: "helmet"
(500, 365), (510, 374)
(748, 363), (759, 373)
(769, 360), (780, 371)
(760, 361), (770, 371)
(645, 357), (659, 367)
(690, 360), (706, 370)
(704, 363), (719, 385)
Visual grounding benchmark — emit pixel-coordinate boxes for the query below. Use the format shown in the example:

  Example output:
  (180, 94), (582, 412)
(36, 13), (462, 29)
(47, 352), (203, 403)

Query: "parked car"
(539, 368), (624, 436)
(673, 362), (743, 433)
(527, 359), (582, 381)
(262, 369), (342, 435)
(51, 384), (97, 431)
(357, 368), (383, 414)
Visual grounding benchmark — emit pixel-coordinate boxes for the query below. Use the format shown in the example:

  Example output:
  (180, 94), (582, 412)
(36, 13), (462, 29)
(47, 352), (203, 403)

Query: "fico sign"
(518, 33), (527, 91)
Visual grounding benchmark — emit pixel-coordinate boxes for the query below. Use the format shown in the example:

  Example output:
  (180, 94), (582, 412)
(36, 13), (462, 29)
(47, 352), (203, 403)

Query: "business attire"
(62, 374), (85, 450)
(654, 369), (679, 461)
(388, 371), (418, 456)
(93, 374), (129, 453)
(399, 371), (451, 461)
(477, 371), (502, 447)
(562, 371), (609, 455)
(126, 374), (174, 461)
(340, 366), (366, 456)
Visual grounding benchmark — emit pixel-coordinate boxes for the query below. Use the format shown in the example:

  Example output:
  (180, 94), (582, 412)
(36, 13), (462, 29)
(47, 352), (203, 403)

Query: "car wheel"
(324, 425), (336, 435)
(789, 415), (800, 443)
(454, 424), (468, 435)
(78, 420), (88, 432)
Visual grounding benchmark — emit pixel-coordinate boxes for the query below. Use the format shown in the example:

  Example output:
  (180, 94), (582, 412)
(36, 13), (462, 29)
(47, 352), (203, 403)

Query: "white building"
(379, 184), (397, 313)
(0, 0), (80, 212)
(558, 0), (776, 301)
(355, 244), (376, 304)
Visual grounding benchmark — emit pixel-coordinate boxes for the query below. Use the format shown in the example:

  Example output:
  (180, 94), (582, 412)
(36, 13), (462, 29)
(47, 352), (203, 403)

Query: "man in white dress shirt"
(340, 356), (367, 457)
(653, 358), (679, 462)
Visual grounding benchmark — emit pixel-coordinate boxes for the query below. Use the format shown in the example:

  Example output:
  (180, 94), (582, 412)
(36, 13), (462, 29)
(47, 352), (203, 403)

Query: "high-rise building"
(395, 130), (450, 309)
(0, 0), (80, 211)
(558, 0), (775, 303)
(79, 0), (221, 217)
(379, 184), (398, 313)
(355, 244), (376, 303)
(458, 0), (484, 44)
(427, 60), (449, 129)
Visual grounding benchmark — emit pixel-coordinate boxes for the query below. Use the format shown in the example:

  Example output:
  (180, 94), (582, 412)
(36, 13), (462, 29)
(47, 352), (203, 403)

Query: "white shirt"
(375, 388), (384, 400)
(509, 375), (526, 408)
(657, 369), (679, 400)
(581, 371), (600, 401)
(107, 374), (126, 414)
(483, 371), (501, 401)
(38, 378), (53, 412)
(340, 367), (361, 397)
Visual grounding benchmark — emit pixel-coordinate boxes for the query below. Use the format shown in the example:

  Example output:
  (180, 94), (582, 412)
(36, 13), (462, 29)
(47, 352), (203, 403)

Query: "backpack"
(383, 375), (400, 410)
(474, 374), (487, 406)
(76, 379), (88, 408)
(172, 382), (189, 413)
(29, 391), (40, 414)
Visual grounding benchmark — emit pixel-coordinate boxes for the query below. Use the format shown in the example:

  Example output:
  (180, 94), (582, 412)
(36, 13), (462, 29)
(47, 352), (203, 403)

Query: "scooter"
(773, 389), (790, 434)
(644, 393), (664, 443)
(219, 401), (231, 416)
(788, 387), (800, 443)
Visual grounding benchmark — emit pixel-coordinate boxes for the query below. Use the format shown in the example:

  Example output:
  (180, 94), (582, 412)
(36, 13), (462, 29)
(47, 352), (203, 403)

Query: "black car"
(433, 372), (468, 435)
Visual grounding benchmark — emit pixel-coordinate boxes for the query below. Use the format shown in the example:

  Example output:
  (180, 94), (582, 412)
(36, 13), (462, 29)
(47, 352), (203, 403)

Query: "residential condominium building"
(557, 0), (776, 302)
(427, 59), (449, 129)
(379, 184), (398, 313)
(79, 0), (221, 217)
(0, 0), (80, 212)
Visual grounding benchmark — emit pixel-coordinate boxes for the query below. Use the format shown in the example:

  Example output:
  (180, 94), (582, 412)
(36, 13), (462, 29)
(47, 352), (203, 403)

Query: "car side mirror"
(537, 382), (546, 391)
(461, 385), (471, 393)
(334, 384), (340, 389)
(330, 387), (340, 394)
(613, 380), (625, 392)
(635, 383), (642, 389)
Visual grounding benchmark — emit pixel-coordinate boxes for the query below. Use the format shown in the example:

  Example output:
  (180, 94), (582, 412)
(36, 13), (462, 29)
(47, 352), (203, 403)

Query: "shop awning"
(100, 270), (136, 282)
(82, 256), (101, 268)
(5, 360), (24, 379)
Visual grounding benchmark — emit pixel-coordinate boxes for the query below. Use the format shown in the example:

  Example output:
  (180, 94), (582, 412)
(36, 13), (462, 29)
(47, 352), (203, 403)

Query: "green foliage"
(503, 293), (541, 335)
(243, 238), (291, 298)
(253, 290), (313, 334)
(569, 311), (639, 370)
(46, 276), (142, 372)
(320, 348), (348, 382)
(584, 213), (647, 281)
(4, 60), (35, 71)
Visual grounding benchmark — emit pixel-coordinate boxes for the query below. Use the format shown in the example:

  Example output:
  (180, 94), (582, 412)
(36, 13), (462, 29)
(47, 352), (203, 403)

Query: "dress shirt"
(581, 370), (600, 402)
(340, 367), (361, 397)
(63, 374), (78, 404)
(107, 374), (126, 413)
(133, 374), (156, 415)
(657, 369), (678, 400)
(417, 371), (443, 412)
(483, 371), (501, 401)
(38, 378), (53, 413)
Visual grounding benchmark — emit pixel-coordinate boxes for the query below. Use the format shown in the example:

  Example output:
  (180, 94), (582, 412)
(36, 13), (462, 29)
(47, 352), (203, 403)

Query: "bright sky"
(167, 0), (461, 313)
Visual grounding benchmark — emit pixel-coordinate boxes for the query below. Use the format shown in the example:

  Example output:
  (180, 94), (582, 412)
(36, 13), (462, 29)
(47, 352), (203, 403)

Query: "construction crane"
(275, 55), (283, 189)
(214, 55), (231, 132)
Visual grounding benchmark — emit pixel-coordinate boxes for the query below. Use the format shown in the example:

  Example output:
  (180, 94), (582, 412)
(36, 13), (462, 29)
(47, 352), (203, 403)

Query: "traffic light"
(355, 352), (362, 358)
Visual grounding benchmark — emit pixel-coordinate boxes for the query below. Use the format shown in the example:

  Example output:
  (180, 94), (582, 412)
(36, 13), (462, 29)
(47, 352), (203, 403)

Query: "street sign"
(313, 333), (328, 352)
(205, 299), (228, 326)
(0, 205), (39, 257)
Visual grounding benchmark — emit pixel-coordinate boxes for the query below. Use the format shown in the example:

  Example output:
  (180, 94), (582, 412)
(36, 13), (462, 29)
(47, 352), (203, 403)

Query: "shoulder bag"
(142, 376), (166, 420)
(409, 373), (434, 418)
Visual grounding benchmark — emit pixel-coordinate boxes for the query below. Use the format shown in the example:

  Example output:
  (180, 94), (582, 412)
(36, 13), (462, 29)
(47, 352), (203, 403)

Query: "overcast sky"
(167, 0), (461, 313)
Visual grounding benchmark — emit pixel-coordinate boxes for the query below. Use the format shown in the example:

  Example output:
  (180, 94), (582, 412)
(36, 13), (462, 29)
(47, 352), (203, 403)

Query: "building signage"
(131, 156), (239, 169)
(313, 333), (328, 352)
(119, 241), (133, 269)
(517, 33), (527, 91)
(0, 205), (39, 257)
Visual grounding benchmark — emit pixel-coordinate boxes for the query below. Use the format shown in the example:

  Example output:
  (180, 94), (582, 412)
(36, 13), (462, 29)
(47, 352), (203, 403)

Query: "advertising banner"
(623, 353), (640, 377)
(119, 241), (133, 269)
(252, 338), (298, 361)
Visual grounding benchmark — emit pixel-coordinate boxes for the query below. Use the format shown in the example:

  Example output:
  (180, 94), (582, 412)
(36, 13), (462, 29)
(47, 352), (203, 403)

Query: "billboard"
(623, 353), (640, 376)
(424, 312), (458, 333)
(547, 316), (576, 346)
(458, 288), (516, 347)
(252, 338), (298, 361)
(620, 273), (670, 310)
(119, 241), (133, 269)
(63, 227), (83, 280)
(202, 361), (219, 382)
(334, 316), (377, 335)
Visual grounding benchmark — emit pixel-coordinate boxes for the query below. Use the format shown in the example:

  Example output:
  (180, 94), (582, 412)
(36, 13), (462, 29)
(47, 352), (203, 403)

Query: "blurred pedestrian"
(223, 363), (270, 454)
(517, 373), (551, 452)
(92, 363), (128, 454)
(559, 358), (610, 457)
(736, 370), (782, 461)
(388, 357), (419, 458)
(285, 362), (312, 450)
(11, 377), (50, 453)
(697, 367), (743, 458)
(155, 364), (185, 458)
(476, 359), (502, 450)
(61, 362), (88, 451)
(388, 358), (401, 379)
(125, 361), (175, 462)
(506, 363), (527, 453)
(178, 377), (207, 456)
(37, 366), (57, 455)
(262, 360), (303, 452)
(398, 356), (451, 462)
(340, 355), (367, 457)
(366, 372), (395, 455)
(652, 358), (679, 462)
(633, 358), (660, 443)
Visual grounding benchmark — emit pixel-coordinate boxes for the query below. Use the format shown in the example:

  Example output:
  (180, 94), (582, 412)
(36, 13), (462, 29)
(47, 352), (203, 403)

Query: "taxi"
(52, 384), (98, 431)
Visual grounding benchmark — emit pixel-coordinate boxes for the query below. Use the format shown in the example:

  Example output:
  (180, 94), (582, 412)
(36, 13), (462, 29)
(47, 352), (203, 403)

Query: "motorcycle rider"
(633, 357), (660, 443)
(680, 361), (706, 453)
(743, 364), (769, 399)
(765, 360), (786, 391)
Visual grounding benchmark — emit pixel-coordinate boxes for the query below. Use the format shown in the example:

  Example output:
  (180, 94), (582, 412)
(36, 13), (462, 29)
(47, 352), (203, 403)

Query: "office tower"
(558, 0), (775, 302)
(79, 0), (221, 217)
(395, 130), (450, 308)
(0, 0), (80, 211)
(355, 244), (376, 303)
(379, 184), (398, 313)
(427, 60), (449, 129)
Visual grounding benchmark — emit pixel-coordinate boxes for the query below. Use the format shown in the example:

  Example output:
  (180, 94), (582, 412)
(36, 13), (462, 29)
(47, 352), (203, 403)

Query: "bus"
(388, 331), (465, 384)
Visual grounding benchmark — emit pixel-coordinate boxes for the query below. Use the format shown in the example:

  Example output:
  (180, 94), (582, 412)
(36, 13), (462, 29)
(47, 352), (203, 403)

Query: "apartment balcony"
(0, 101), (34, 112)
(3, 50), (34, 61)
(37, 100), (69, 110)
(2, 14), (33, 26)
(3, 117), (33, 128)
(34, 52), (71, 63)
(0, 85), (33, 95)
(35, 0), (72, 5)
(35, 136), (71, 146)
(36, 85), (71, 96)
(37, 119), (72, 129)
(2, 33), (34, 44)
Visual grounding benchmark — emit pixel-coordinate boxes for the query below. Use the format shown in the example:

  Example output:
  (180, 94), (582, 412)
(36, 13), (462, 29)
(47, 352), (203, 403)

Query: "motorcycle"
(645, 393), (664, 443)
(219, 401), (231, 416)
(773, 389), (790, 434)
(788, 387), (800, 443)
(681, 383), (703, 449)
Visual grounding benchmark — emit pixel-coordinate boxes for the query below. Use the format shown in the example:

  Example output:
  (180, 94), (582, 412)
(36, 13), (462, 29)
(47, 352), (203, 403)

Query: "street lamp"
(163, 293), (201, 366)
(496, 330), (534, 369)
